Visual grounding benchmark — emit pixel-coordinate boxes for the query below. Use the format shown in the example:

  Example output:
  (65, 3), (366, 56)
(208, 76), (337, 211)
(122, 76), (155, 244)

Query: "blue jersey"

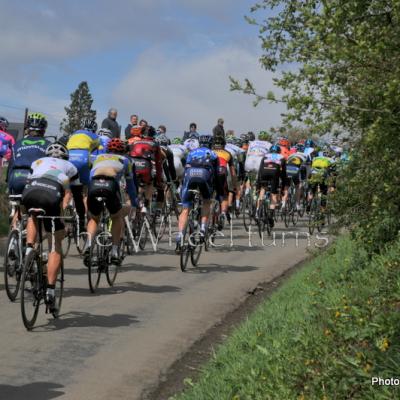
(186, 147), (218, 170)
(9, 136), (52, 170)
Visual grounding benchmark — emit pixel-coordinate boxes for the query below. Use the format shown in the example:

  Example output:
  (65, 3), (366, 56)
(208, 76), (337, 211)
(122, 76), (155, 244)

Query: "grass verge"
(173, 237), (400, 400)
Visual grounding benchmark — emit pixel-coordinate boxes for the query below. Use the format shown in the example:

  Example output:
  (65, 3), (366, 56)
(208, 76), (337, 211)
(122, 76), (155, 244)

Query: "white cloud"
(113, 46), (285, 134)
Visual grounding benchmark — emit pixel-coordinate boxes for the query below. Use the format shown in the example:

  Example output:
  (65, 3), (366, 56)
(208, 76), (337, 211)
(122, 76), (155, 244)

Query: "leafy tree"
(60, 81), (96, 135)
(231, 0), (400, 252)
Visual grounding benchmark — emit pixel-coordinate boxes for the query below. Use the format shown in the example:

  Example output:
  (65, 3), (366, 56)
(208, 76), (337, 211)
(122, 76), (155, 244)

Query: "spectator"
(157, 125), (167, 134)
(101, 108), (121, 138)
(125, 114), (138, 140)
(183, 122), (199, 141)
(212, 118), (225, 142)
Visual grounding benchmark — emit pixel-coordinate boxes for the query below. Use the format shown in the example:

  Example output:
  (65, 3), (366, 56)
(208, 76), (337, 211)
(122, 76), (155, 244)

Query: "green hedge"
(174, 237), (400, 399)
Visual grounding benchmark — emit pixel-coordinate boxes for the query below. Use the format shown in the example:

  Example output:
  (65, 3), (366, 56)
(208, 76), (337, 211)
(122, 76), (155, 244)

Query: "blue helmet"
(296, 143), (305, 152)
(199, 134), (213, 149)
(270, 144), (281, 154)
(305, 139), (315, 148)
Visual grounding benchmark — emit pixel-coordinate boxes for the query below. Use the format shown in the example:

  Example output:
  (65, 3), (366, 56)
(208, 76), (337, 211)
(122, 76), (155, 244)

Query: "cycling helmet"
(155, 134), (171, 147)
(199, 134), (213, 149)
(298, 138), (306, 145)
(143, 126), (157, 138)
(258, 131), (270, 141)
(0, 116), (9, 131)
(172, 137), (183, 145)
(305, 139), (315, 148)
(46, 143), (69, 160)
(270, 144), (281, 154)
(247, 131), (255, 141)
(82, 118), (98, 133)
(97, 128), (112, 138)
(26, 112), (48, 133)
(278, 137), (290, 148)
(240, 133), (249, 144)
(213, 134), (226, 147)
(295, 143), (305, 153)
(226, 135), (235, 144)
(107, 138), (126, 154)
(232, 137), (243, 147)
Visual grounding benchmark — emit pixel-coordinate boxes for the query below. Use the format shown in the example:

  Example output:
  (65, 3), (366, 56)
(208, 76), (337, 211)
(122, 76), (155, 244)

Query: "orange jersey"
(213, 148), (232, 168)
(280, 147), (290, 160)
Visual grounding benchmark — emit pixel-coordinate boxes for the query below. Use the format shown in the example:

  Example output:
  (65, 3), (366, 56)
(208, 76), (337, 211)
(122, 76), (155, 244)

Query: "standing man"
(183, 122), (199, 141)
(213, 118), (225, 142)
(125, 114), (138, 140)
(101, 108), (120, 138)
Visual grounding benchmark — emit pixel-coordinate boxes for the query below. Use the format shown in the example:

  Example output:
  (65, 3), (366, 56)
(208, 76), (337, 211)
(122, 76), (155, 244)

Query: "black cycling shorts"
(22, 178), (64, 232)
(88, 176), (122, 216)
(257, 162), (281, 194)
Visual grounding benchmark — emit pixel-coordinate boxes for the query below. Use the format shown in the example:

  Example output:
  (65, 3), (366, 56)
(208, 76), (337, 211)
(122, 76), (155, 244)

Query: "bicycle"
(179, 190), (203, 272)
(241, 174), (257, 232)
(4, 195), (27, 302)
(63, 203), (86, 257)
(87, 197), (123, 293)
(308, 184), (326, 235)
(282, 179), (299, 227)
(255, 184), (274, 239)
(20, 209), (65, 331)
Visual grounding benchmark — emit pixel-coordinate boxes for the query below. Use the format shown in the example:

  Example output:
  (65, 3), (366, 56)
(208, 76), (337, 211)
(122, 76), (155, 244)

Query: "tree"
(60, 81), (96, 135)
(231, 1), (400, 252)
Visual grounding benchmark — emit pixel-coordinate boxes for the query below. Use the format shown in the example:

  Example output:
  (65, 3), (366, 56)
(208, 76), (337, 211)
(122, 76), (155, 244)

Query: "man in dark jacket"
(101, 108), (121, 138)
(213, 118), (225, 143)
(125, 114), (138, 140)
(183, 122), (199, 141)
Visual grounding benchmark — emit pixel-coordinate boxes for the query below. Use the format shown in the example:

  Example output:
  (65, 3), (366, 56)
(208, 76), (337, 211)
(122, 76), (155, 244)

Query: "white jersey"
(225, 143), (244, 159)
(184, 138), (200, 151)
(245, 141), (270, 173)
(169, 144), (187, 159)
(30, 157), (78, 189)
(169, 145), (187, 180)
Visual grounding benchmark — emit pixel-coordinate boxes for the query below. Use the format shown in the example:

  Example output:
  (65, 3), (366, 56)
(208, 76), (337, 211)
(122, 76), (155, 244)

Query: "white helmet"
(46, 143), (69, 160)
(97, 128), (112, 138)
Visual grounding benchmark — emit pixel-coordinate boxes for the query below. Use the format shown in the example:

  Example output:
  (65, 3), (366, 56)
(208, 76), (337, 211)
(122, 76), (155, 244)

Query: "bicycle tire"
(242, 193), (253, 232)
(20, 250), (41, 331)
(4, 230), (22, 302)
(88, 239), (102, 293)
(308, 200), (318, 235)
(52, 259), (64, 318)
(106, 240), (119, 287)
(190, 221), (202, 266)
(180, 230), (191, 272)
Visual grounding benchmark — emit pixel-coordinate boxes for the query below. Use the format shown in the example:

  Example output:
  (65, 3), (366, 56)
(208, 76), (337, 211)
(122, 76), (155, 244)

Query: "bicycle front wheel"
(20, 251), (41, 331)
(4, 230), (22, 302)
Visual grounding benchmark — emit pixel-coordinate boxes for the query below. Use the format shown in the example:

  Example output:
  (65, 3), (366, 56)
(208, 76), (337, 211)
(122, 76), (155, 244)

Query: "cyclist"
(169, 137), (188, 182)
(304, 138), (316, 158)
(0, 116), (15, 174)
(256, 144), (287, 227)
(244, 131), (271, 191)
(8, 113), (51, 197)
(307, 152), (334, 210)
(85, 138), (137, 265)
(184, 135), (200, 152)
(93, 128), (113, 156)
(176, 134), (219, 252)
(247, 131), (256, 142)
(128, 124), (163, 213)
(286, 144), (309, 210)
(22, 143), (78, 312)
(154, 133), (177, 210)
(225, 136), (244, 215)
(278, 137), (291, 160)
(212, 135), (237, 229)
(66, 119), (100, 232)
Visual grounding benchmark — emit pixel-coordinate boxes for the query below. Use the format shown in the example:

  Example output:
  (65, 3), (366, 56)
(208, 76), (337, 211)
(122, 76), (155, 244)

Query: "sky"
(0, 0), (286, 136)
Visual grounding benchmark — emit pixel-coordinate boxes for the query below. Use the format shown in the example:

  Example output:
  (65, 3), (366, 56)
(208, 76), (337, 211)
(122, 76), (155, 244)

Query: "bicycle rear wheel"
(180, 230), (191, 272)
(88, 240), (102, 293)
(4, 230), (22, 302)
(52, 259), (64, 318)
(190, 222), (202, 266)
(20, 251), (41, 331)
(106, 240), (119, 287)
(308, 200), (318, 235)
(242, 193), (253, 232)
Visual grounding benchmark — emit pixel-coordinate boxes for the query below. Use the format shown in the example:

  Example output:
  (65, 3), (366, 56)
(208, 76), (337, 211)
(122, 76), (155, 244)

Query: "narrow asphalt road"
(0, 217), (326, 400)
